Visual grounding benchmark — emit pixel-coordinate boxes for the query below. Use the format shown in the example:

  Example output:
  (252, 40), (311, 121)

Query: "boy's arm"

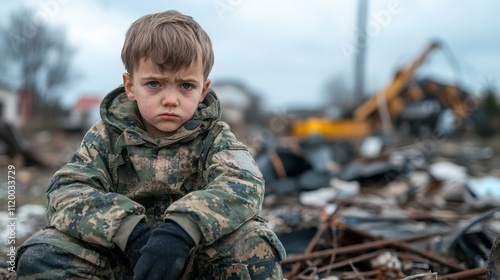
(166, 123), (264, 245)
(46, 122), (146, 248)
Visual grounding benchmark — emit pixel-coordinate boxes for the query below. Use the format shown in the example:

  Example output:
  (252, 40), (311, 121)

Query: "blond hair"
(121, 10), (214, 79)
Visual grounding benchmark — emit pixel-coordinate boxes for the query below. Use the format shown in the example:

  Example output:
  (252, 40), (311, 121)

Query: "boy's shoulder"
(203, 120), (235, 145)
(200, 120), (251, 156)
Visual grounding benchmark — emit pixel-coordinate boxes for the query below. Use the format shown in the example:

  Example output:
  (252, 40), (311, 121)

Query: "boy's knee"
(16, 228), (119, 279)
(188, 220), (285, 279)
(223, 221), (286, 278)
(17, 243), (80, 278)
(239, 220), (286, 262)
(488, 234), (500, 279)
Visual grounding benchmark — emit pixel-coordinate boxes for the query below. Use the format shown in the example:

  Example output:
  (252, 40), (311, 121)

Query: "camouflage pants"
(15, 220), (285, 280)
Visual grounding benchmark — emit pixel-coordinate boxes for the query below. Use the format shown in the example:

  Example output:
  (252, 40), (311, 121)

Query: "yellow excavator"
(292, 41), (471, 139)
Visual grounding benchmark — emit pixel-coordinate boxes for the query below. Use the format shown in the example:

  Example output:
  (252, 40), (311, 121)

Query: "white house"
(0, 85), (19, 127)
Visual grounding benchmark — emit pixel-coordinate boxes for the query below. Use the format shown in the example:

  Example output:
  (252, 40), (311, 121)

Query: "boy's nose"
(161, 90), (179, 106)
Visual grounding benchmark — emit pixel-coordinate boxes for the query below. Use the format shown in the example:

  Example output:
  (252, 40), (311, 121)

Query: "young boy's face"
(123, 58), (211, 138)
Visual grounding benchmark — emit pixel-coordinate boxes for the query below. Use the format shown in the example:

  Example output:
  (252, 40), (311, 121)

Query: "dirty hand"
(133, 220), (195, 280)
(126, 222), (152, 268)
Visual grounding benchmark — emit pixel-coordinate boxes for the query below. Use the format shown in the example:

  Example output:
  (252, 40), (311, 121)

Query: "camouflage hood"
(99, 86), (221, 145)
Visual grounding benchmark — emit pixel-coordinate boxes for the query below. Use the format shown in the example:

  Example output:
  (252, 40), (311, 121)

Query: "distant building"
(0, 85), (36, 129)
(0, 85), (20, 127)
(62, 95), (102, 131)
(211, 80), (263, 128)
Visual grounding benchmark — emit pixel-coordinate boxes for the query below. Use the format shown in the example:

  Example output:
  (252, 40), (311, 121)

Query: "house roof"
(73, 96), (102, 112)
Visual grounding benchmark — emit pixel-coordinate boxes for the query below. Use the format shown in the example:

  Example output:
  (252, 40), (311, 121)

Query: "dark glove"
(126, 222), (152, 269)
(133, 220), (195, 280)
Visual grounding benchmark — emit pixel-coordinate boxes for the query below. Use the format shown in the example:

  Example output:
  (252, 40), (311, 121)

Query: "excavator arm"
(293, 41), (441, 139)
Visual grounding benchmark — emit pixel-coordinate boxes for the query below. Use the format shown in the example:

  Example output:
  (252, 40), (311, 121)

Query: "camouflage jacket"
(46, 86), (265, 251)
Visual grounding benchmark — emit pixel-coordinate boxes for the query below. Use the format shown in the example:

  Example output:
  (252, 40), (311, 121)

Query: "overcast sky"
(2, 1), (500, 112)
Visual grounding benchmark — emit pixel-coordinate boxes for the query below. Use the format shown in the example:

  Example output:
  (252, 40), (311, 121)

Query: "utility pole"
(354, 0), (368, 104)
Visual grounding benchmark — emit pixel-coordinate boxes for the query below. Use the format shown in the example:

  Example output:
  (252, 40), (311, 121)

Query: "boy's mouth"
(162, 112), (178, 116)
(159, 112), (180, 120)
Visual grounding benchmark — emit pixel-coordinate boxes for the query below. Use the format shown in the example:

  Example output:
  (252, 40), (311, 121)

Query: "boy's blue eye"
(147, 81), (160, 88)
(180, 83), (193, 90)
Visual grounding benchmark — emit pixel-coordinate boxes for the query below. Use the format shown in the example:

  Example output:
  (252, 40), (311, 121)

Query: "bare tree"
(0, 7), (76, 128)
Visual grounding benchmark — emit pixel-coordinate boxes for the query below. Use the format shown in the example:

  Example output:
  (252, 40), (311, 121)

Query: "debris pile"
(258, 135), (499, 279)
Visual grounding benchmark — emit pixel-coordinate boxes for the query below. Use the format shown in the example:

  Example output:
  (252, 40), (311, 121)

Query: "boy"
(16, 10), (285, 280)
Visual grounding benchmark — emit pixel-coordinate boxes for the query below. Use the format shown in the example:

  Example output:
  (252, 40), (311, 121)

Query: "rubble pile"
(259, 135), (500, 279)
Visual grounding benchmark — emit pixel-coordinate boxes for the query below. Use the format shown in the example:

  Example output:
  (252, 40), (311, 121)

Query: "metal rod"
(282, 231), (449, 265)
(437, 267), (487, 279)
(285, 222), (330, 278)
(317, 249), (389, 273)
(393, 242), (465, 272)
(285, 204), (344, 278)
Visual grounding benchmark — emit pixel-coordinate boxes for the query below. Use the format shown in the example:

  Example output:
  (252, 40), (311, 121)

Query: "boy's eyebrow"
(139, 75), (166, 81)
(139, 75), (201, 83)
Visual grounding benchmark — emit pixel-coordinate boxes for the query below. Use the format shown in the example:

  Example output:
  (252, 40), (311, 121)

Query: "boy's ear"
(200, 79), (211, 102)
(123, 73), (136, 101)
